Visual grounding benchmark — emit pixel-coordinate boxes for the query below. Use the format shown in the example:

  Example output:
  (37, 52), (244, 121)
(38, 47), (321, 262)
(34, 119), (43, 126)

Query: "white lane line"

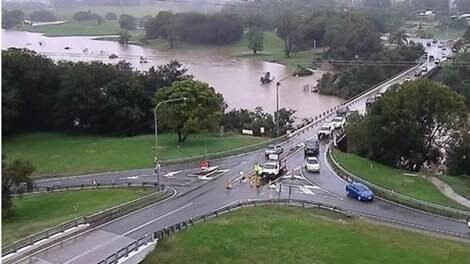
(122, 202), (193, 236)
(63, 202), (193, 264)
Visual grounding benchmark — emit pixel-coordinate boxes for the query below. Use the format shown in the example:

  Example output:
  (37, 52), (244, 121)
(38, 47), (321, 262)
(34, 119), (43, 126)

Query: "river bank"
(3, 29), (343, 119)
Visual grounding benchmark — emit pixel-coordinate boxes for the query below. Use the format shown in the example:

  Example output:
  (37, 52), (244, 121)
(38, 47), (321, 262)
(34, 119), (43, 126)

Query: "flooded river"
(2, 30), (343, 119)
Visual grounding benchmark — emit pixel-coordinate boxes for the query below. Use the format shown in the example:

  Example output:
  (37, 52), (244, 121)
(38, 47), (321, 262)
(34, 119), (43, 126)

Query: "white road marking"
(163, 170), (183, 178)
(63, 202), (192, 264)
(299, 186), (315, 195)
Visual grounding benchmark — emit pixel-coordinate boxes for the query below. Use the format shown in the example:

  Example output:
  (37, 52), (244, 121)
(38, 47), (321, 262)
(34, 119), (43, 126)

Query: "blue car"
(346, 182), (374, 201)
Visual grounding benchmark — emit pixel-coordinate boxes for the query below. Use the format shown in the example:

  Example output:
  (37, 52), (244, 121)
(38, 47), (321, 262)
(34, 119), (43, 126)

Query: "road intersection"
(8, 40), (470, 264)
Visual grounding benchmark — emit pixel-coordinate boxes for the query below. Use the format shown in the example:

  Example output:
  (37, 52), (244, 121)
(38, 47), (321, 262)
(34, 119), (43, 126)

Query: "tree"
(119, 14), (137, 30)
(447, 127), (470, 176)
(73, 11), (102, 25)
(2, 9), (24, 29)
(105, 12), (117, 20)
(30, 10), (56, 22)
(276, 12), (299, 58)
(274, 108), (296, 135)
(119, 30), (130, 44)
(154, 80), (224, 142)
(349, 80), (467, 171)
(389, 30), (408, 46)
(247, 26), (264, 54)
(2, 156), (35, 218)
(455, 0), (470, 13)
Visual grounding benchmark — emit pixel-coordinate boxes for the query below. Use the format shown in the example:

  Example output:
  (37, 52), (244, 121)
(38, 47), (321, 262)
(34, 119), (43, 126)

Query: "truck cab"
(264, 144), (284, 157)
(317, 123), (334, 139)
(304, 139), (320, 157)
(261, 157), (287, 181)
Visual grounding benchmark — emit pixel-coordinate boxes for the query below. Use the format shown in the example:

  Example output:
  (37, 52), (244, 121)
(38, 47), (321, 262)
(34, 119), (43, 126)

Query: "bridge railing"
(96, 199), (351, 264)
(2, 185), (170, 257)
(326, 145), (470, 219)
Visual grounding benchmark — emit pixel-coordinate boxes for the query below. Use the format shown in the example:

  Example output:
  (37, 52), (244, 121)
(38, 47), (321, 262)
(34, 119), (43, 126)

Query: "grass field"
(3, 132), (267, 176)
(144, 206), (470, 264)
(146, 31), (320, 69)
(2, 188), (153, 244)
(439, 175), (470, 200)
(333, 150), (467, 209)
(24, 20), (126, 37)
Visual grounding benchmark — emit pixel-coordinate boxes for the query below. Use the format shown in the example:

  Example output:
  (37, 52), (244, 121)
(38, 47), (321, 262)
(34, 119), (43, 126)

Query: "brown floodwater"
(2, 30), (344, 119)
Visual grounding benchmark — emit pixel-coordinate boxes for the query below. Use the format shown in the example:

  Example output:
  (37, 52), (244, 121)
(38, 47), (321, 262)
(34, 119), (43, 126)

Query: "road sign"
(200, 160), (209, 170)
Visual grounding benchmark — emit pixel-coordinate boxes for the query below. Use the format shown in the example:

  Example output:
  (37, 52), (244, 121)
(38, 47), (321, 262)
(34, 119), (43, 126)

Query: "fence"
(326, 145), (470, 219)
(2, 185), (171, 257)
(97, 199), (351, 264)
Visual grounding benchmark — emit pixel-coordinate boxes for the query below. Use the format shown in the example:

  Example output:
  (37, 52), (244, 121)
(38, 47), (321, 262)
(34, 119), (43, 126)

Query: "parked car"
(414, 70), (422, 77)
(317, 123), (334, 139)
(432, 39), (438, 44)
(434, 58), (441, 65)
(365, 97), (376, 110)
(421, 66), (428, 72)
(438, 43), (443, 48)
(264, 144), (284, 157)
(428, 55), (434, 62)
(304, 140), (320, 157)
(442, 47), (447, 51)
(331, 116), (346, 129)
(346, 182), (374, 201)
(305, 157), (321, 173)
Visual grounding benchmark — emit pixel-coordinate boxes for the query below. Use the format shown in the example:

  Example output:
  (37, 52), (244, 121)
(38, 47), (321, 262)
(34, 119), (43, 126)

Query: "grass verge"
(3, 132), (267, 177)
(144, 206), (470, 264)
(2, 188), (153, 244)
(23, 20), (128, 37)
(333, 150), (467, 209)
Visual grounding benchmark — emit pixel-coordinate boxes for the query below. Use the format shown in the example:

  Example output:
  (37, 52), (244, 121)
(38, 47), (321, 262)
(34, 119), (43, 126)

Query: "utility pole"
(276, 81), (280, 137)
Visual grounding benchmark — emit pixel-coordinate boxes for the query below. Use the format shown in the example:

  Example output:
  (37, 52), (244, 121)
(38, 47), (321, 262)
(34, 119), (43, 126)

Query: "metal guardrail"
(326, 145), (470, 219)
(2, 185), (170, 257)
(96, 199), (351, 264)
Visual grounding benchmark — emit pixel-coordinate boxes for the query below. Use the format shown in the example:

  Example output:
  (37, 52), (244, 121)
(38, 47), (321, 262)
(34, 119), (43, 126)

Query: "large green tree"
(247, 26), (264, 54)
(155, 80), (224, 142)
(119, 14), (137, 30)
(447, 127), (470, 177)
(347, 80), (467, 171)
(2, 156), (35, 218)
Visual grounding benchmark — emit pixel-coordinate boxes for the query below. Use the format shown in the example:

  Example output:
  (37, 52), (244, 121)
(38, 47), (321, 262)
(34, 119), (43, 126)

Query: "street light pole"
(276, 81), (280, 137)
(154, 97), (187, 186)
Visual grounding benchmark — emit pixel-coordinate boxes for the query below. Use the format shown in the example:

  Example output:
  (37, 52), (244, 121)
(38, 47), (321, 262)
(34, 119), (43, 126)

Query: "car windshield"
(307, 159), (318, 164)
(264, 164), (277, 170)
(354, 184), (369, 192)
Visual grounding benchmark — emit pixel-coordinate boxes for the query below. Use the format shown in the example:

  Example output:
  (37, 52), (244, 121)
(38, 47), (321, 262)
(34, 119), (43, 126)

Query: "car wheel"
(357, 195), (361, 201)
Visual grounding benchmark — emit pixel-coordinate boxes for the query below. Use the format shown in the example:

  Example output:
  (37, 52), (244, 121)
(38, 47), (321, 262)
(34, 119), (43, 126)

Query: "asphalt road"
(10, 41), (470, 264)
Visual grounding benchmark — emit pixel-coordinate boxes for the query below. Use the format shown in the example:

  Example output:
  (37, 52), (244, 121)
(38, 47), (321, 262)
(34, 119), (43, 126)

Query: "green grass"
(3, 132), (267, 176)
(146, 31), (320, 69)
(144, 206), (470, 264)
(333, 150), (467, 209)
(2, 188), (153, 244)
(52, 4), (218, 19)
(22, 20), (134, 37)
(439, 175), (470, 200)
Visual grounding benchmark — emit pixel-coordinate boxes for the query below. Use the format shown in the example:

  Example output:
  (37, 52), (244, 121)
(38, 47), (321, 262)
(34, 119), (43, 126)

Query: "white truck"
(317, 123), (334, 139)
(331, 116), (346, 129)
(261, 158), (287, 181)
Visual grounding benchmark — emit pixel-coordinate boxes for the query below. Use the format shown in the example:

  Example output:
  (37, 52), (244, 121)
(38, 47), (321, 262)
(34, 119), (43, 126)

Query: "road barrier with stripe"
(2, 185), (172, 259)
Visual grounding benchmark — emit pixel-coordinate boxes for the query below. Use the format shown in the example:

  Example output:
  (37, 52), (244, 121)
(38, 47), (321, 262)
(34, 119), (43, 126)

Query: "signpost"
(154, 157), (161, 187)
(200, 160), (209, 171)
